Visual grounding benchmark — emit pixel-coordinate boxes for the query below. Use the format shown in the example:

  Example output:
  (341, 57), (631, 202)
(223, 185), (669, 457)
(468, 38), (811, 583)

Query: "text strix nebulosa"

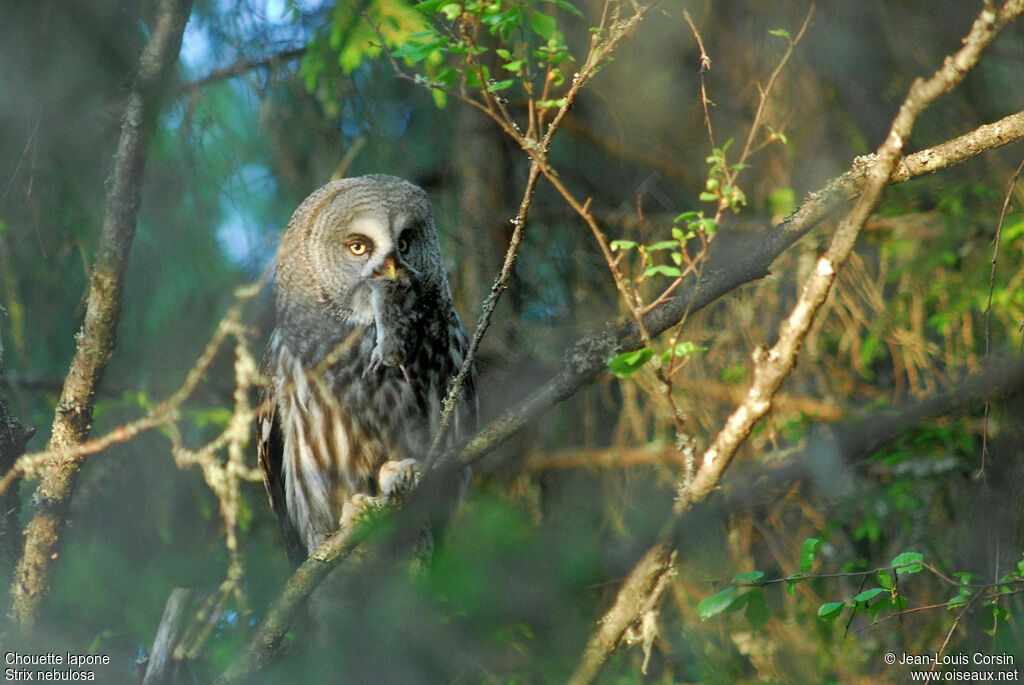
(258, 175), (476, 562)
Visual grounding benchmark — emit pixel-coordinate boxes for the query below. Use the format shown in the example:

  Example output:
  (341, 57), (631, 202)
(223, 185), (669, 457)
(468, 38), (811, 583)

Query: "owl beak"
(373, 255), (399, 280)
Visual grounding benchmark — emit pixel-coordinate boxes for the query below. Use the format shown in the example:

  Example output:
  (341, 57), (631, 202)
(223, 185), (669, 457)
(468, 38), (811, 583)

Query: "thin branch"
(0, 287), (261, 499)
(429, 162), (541, 462)
(683, 9), (716, 152)
(735, 7), (815, 171)
(7, 0), (194, 631)
(181, 47), (306, 95)
(978, 154), (1024, 477)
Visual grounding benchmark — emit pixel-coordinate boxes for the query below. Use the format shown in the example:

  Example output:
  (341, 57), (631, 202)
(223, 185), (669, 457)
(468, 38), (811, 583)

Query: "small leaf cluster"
(390, 0), (579, 98)
(698, 571), (771, 630)
(609, 211), (716, 282)
(607, 341), (707, 379)
(815, 551), (922, 623)
(701, 139), (748, 212)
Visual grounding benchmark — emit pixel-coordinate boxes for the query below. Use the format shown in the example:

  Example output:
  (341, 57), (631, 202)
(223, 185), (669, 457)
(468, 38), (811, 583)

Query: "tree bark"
(7, 0), (194, 630)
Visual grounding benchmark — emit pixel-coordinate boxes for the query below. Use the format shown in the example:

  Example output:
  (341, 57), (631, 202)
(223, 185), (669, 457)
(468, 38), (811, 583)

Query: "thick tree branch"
(7, 0), (194, 630)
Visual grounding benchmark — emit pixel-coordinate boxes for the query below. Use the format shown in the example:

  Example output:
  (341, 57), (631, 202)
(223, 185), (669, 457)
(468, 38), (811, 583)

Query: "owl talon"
(366, 347), (384, 375)
(339, 493), (376, 533)
(378, 458), (421, 500)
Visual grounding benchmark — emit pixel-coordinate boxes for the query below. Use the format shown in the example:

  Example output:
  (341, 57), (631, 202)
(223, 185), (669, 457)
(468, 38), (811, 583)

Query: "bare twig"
(683, 10), (716, 152)
(429, 162), (541, 462)
(181, 47), (306, 95)
(735, 7), (815, 173)
(977, 154), (1024, 477)
(7, 0), (194, 630)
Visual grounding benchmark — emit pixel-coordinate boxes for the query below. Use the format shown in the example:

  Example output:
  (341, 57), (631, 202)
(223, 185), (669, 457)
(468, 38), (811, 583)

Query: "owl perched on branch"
(258, 175), (476, 562)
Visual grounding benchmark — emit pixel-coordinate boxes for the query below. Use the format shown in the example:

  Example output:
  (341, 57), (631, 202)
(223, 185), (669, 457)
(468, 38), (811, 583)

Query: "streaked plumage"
(258, 175), (475, 562)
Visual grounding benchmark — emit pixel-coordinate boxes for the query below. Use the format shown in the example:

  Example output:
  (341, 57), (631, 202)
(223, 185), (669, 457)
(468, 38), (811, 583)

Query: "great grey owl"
(258, 175), (476, 562)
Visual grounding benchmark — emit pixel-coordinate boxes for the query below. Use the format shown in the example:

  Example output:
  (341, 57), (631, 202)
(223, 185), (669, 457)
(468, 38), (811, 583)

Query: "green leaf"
(734, 571), (764, 584)
(817, 602), (845, 621)
(769, 28), (791, 38)
(785, 574), (803, 596)
(607, 348), (654, 378)
(441, 2), (462, 20)
(660, 342), (707, 363)
(699, 586), (742, 620)
(744, 589), (770, 630)
(946, 593), (969, 610)
(536, 98), (567, 109)
(502, 59), (527, 73)
(867, 596), (894, 621)
(487, 79), (516, 92)
(647, 240), (679, 251)
(644, 265), (682, 278)
(416, 0), (449, 12)
(495, 48), (512, 59)
(878, 571), (893, 589)
(851, 588), (888, 605)
(891, 552), (924, 576)
(609, 239), (636, 251)
(546, 0), (582, 16)
(699, 191), (718, 203)
(530, 11), (557, 39)
(800, 537), (822, 573)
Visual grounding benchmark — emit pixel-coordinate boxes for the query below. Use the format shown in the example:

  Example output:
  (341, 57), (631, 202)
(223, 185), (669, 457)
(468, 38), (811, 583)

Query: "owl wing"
(257, 377), (307, 565)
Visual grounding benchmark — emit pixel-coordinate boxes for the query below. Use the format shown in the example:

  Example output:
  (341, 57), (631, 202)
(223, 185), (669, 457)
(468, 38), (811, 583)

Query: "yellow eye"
(398, 238), (410, 253)
(347, 238), (370, 256)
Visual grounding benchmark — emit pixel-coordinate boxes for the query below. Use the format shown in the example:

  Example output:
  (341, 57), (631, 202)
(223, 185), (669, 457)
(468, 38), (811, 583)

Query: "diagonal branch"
(7, 0), (194, 630)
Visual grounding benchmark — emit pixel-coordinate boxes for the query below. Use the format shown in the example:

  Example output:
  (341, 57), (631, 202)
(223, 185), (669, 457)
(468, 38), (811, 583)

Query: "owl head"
(274, 175), (452, 333)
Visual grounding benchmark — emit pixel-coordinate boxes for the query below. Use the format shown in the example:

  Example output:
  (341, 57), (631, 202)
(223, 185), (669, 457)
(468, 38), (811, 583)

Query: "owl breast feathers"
(258, 175), (476, 561)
